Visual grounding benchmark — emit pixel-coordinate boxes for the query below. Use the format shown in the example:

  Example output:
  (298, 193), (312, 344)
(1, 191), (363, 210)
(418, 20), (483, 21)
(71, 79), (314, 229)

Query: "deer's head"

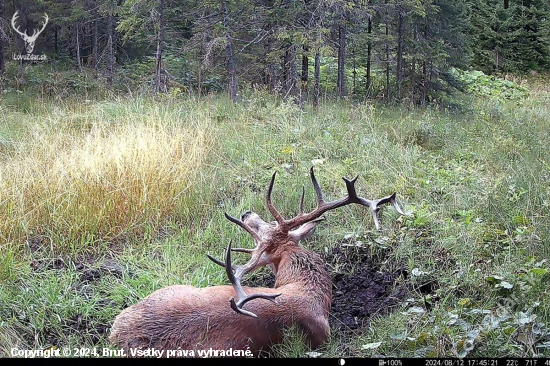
(208, 167), (407, 317)
(12, 11), (49, 54)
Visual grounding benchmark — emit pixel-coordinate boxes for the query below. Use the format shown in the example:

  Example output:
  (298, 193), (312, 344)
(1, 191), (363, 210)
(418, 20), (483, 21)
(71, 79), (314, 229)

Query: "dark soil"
(31, 254), (125, 282)
(75, 259), (125, 284)
(327, 245), (408, 332)
(17, 257), (120, 349)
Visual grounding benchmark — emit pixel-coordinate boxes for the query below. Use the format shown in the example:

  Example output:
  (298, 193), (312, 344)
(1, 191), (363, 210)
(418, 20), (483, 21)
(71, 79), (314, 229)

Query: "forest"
(1, 0), (550, 359)
(1, 0), (549, 102)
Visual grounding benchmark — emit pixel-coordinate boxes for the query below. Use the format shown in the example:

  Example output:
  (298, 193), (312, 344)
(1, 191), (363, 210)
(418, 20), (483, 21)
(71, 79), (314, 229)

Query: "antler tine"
(357, 192), (410, 230)
(207, 253), (236, 271)
(266, 172), (286, 227)
(224, 241), (281, 318)
(283, 168), (357, 230)
(230, 247), (255, 254)
(387, 192), (409, 216)
(284, 167), (407, 231)
(309, 166), (324, 206)
(298, 185), (305, 215)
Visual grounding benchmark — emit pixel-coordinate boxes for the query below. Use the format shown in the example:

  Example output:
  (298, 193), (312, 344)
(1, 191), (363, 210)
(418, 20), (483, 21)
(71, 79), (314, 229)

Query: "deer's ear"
(289, 218), (324, 242)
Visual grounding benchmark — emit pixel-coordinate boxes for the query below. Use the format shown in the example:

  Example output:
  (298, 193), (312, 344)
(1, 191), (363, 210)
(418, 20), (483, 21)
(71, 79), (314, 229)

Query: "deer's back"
(109, 283), (329, 356)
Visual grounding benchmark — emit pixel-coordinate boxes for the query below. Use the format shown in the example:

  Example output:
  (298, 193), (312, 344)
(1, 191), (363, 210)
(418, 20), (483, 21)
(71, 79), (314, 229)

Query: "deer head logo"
(11, 11), (49, 54)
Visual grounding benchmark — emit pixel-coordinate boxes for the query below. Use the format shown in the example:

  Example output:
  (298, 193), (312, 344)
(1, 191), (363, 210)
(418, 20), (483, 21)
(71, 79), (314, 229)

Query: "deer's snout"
(240, 211), (272, 233)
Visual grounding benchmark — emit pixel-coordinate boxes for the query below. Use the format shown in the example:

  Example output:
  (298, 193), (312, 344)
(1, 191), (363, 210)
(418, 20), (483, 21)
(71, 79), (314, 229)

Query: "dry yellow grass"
(0, 111), (210, 254)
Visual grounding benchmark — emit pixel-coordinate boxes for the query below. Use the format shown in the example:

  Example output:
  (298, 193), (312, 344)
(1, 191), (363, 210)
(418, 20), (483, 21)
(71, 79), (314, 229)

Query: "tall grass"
(0, 98), (211, 255)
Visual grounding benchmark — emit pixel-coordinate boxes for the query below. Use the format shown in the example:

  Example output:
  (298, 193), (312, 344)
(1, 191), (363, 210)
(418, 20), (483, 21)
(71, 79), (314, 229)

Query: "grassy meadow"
(0, 81), (549, 357)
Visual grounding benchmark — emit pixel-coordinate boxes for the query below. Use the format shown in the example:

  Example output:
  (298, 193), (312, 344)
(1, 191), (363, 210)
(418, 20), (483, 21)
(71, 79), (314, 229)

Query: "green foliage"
(2, 0), (549, 103)
(2, 59), (106, 99)
(452, 69), (529, 100)
(467, 0), (550, 73)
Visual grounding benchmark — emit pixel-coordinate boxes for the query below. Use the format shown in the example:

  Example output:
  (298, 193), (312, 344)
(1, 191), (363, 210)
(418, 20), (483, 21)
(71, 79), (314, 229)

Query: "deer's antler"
(268, 167), (408, 231)
(208, 168), (408, 318)
(208, 241), (281, 318)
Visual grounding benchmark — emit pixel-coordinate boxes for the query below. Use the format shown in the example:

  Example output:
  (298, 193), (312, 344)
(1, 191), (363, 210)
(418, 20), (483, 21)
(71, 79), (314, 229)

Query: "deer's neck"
(273, 247), (332, 307)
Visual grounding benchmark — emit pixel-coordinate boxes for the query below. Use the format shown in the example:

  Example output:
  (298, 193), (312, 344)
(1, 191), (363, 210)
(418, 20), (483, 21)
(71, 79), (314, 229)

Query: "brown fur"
(109, 245), (331, 356)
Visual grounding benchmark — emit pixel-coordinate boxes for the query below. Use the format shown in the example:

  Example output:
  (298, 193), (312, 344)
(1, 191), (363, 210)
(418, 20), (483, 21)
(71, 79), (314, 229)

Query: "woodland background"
(1, 0), (549, 102)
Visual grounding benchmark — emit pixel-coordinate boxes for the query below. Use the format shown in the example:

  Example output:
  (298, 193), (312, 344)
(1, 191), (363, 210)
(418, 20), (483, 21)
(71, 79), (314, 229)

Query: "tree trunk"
(84, 21), (90, 62)
(225, 37), (237, 103)
(155, 0), (164, 94)
(421, 61), (427, 106)
(337, 24), (346, 98)
(282, 45), (290, 90)
(0, 0), (5, 74)
(222, 0), (237, 102)
(396, 7), (405, 100)
(19, 57), (24, 80)
(301, 46), (309, 101)
(410, 58), (415, 103)
(55, 26), (58, 54)
(76, 23), (82, 71)
(352, 45), (356, 96)
(0, 38), (4, 75)
(313, 50), (320, 109)
(107, 11), (114, 87)
(385, 8), (391, 102)
(365, 16), (372, 97)
(197, 48), (203, 97)
(411, 26), (417, 104)
(286, 43), (299, 104)
(263, 18), (276, 91)
(92, 17), (98, 70)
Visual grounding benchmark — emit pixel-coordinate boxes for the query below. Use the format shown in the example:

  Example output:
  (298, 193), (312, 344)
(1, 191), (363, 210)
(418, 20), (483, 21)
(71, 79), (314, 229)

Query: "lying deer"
(109, 168), (406, 356)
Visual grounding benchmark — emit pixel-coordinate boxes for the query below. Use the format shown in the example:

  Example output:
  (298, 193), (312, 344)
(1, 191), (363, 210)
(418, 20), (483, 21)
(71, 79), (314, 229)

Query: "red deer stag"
(109, 168), (406, 356)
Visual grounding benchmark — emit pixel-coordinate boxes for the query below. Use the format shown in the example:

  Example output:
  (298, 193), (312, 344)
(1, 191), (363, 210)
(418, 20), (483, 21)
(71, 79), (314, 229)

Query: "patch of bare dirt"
(327, 245), (408, 332)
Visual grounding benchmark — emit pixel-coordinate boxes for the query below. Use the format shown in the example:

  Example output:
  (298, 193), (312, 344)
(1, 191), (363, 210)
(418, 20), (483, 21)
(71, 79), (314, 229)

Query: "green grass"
(0, 84), (549, 357)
